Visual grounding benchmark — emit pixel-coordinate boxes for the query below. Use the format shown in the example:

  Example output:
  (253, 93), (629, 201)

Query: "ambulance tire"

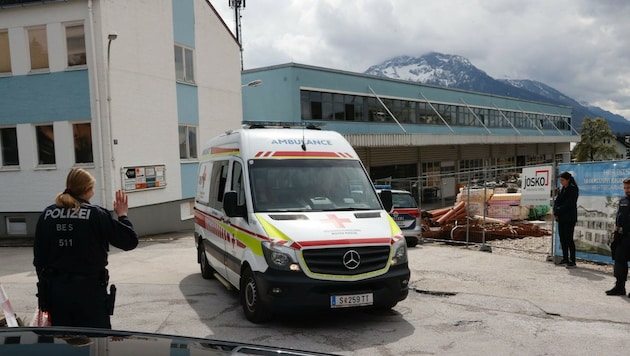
(198, 243), (215, 280)
(240, 266), (271, 323)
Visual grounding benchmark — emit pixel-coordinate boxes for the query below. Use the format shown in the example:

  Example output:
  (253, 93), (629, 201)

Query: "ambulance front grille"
(302, 246), (390, 275)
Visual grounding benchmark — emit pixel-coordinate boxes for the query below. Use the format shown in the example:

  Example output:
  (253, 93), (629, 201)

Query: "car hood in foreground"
(0, 327), (338, 355)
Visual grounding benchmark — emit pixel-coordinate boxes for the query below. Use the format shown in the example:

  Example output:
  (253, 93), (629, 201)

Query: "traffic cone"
(0, 282), (19, 327)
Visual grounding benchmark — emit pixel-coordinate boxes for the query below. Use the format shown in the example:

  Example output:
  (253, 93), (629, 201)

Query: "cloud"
(211, 0), (630, 119)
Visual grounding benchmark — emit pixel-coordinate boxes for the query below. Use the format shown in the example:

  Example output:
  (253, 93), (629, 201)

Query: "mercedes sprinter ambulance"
(194, 122), (410, 323)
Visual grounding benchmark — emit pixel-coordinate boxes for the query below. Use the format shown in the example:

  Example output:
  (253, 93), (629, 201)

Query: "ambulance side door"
(224, 159), (250, 286)
(206, 159), (230, 280)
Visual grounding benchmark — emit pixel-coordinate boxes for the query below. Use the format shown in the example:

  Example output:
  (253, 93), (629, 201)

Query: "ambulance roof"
(201, 121), (358, 160)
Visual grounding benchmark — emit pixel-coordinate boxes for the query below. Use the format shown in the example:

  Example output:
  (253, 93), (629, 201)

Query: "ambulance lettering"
(271, 139), (332, 145)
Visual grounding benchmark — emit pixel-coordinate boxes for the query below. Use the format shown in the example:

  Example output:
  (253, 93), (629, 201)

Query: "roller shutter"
(369, 147), (418, 167)
(420, 146), (458, 162)
(460, 145), (490, 160)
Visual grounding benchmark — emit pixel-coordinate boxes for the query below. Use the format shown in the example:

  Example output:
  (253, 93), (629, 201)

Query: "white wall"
(194, 1), (243, 142)
(0, 0), (242, 216)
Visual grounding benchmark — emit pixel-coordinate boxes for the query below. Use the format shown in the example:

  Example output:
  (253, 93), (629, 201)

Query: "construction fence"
(375, 163), (558, 258)
(377, 160), (630, 265)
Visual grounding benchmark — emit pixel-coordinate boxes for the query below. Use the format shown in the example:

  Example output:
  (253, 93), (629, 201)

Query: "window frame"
(27, 25), (49, 72)
(35, 124), (55, 166)
(0, 126), (19, 168)
(6, 216), (27, 236)
(179, 124), (198, 160)
(72, 122), (94, 165)
(174, 43), (195, 84)
(0, 29), (11, 75)
(64, 22), (87, 68)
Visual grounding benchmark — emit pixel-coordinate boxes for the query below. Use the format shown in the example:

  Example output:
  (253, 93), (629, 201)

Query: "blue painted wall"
(176, 83), (199, 125)
(0, 70), (90, 123)
(172, 0), (195, 47)
(180, 161), (198, 198)
(172, 0), (199, 199)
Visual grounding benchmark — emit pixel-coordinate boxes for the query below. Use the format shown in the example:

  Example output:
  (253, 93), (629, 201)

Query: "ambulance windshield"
(249, 159), (382, 212)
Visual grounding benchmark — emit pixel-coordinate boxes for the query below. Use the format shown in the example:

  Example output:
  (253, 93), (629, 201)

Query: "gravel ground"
(421, 219), (614, 275)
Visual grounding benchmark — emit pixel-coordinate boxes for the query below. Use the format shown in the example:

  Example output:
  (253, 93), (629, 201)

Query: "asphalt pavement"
(2, 231), (630, 355)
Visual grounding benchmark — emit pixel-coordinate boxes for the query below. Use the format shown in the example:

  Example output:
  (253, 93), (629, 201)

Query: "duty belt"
(48, 269), (108, 282)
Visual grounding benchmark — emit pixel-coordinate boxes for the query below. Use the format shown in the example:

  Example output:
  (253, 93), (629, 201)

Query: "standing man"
(34, 168), (139, 327)
(606, 177), (630, 296)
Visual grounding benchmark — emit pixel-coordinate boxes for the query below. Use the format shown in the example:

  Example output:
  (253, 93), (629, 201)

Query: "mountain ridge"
(363, 52), (630, 134)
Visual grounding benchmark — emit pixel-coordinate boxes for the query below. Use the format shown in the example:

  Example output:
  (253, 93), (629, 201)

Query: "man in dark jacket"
(607, 177), (630, 296)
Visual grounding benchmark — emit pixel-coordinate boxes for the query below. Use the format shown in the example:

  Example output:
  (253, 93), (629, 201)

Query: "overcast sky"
(211, 0), (630, 119)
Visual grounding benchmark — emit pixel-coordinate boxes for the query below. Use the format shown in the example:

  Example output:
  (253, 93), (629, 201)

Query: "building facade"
(0, 0), (242, 239)
(241, 63), (579, 203)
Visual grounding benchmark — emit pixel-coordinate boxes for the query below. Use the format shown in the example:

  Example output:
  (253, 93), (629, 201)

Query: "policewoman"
(34, 168), (138, 328)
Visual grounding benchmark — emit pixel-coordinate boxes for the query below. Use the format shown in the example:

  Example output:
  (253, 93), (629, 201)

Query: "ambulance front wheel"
(240, 266), (272, 323)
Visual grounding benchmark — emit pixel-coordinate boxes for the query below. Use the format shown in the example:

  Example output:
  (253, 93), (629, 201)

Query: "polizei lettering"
(43, 207), (91, 220)
(271, 139), (332, 145)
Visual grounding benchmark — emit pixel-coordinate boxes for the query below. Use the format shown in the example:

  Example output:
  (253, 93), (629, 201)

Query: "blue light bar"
(242, 121), (324, 129)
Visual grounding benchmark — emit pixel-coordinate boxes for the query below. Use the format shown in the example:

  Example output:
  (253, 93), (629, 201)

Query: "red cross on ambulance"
(320, 214), (352, 228)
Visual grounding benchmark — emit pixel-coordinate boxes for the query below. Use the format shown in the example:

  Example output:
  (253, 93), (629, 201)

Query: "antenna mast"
(229, 0), (245, 70)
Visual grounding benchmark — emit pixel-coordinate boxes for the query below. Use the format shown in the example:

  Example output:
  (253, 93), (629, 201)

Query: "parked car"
(0, 327), (335, 355)
(376, 186), (421, 247)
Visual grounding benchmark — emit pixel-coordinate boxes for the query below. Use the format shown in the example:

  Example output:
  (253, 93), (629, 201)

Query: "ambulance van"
(194, 122), (410, 323)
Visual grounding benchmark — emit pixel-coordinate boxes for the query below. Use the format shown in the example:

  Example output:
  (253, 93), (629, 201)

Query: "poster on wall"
(557, 161), (630, 264)
(122, 165), (166, 192)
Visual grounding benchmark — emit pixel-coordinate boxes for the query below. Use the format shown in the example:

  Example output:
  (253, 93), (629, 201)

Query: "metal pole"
(547, 162), (557, 262)
(480, 165), (492, 252)
(465, 174), (471, 247)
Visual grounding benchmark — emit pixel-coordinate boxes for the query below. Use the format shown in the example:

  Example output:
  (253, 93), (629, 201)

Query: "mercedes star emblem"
(342, 250), (361, 270)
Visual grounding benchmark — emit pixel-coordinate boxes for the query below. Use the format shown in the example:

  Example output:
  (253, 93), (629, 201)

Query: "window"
(73, 123), (93, 164)
(0, 30), (10, 74)
(179, 125), (197, 159)
(174, 44), (194, 83)
(65, 23), (86, 67)
(0, 127), (19, 167)
(208, 160), (229, 210)
(6, 217), (27, 235)
(231, 161), (246, 213)
(28, 26), (48, 71)
(35, 124), (55, 165)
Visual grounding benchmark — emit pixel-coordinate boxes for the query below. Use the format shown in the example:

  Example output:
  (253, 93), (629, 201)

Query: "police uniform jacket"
(553, 183), (579, 223)
(33, 198), (138, 276)
(616, 196), (630, 236)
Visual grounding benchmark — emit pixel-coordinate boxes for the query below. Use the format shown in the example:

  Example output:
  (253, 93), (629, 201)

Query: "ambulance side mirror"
(380, 190), (393, 212)
(223, 191), (246, 218)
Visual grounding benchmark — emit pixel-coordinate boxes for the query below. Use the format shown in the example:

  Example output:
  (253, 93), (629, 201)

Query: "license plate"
(396, 220), (407, 227)
(330, 293), (373, 308)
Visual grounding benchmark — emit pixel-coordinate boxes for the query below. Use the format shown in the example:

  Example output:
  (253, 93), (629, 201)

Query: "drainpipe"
(87, 0), (108, 208)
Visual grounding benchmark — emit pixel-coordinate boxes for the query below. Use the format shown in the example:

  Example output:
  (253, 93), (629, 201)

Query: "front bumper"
(254, 264), (410, 313)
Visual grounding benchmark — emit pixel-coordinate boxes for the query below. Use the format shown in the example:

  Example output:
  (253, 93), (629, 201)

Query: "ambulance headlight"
(262, 241), (300, 271)
(391, 238), (408, 266)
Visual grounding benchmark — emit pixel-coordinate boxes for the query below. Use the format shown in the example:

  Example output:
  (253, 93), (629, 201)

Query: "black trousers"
(557, 220), (576, 262)
(48, 275), (111, 328)
(613, 237), (630, 288)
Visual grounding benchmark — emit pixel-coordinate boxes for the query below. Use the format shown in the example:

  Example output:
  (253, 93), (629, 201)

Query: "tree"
(572, 117), (620, 162)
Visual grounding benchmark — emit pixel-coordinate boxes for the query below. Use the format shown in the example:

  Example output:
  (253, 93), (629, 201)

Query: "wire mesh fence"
(375, 163), (557, 256)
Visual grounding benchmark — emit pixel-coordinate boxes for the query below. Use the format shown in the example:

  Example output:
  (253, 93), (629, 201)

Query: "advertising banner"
(521, 165), (553, 206)
(556, 161), (630, 264)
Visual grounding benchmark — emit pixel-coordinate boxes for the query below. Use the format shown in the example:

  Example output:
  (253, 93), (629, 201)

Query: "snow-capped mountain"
(364, 52), (630, 134)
